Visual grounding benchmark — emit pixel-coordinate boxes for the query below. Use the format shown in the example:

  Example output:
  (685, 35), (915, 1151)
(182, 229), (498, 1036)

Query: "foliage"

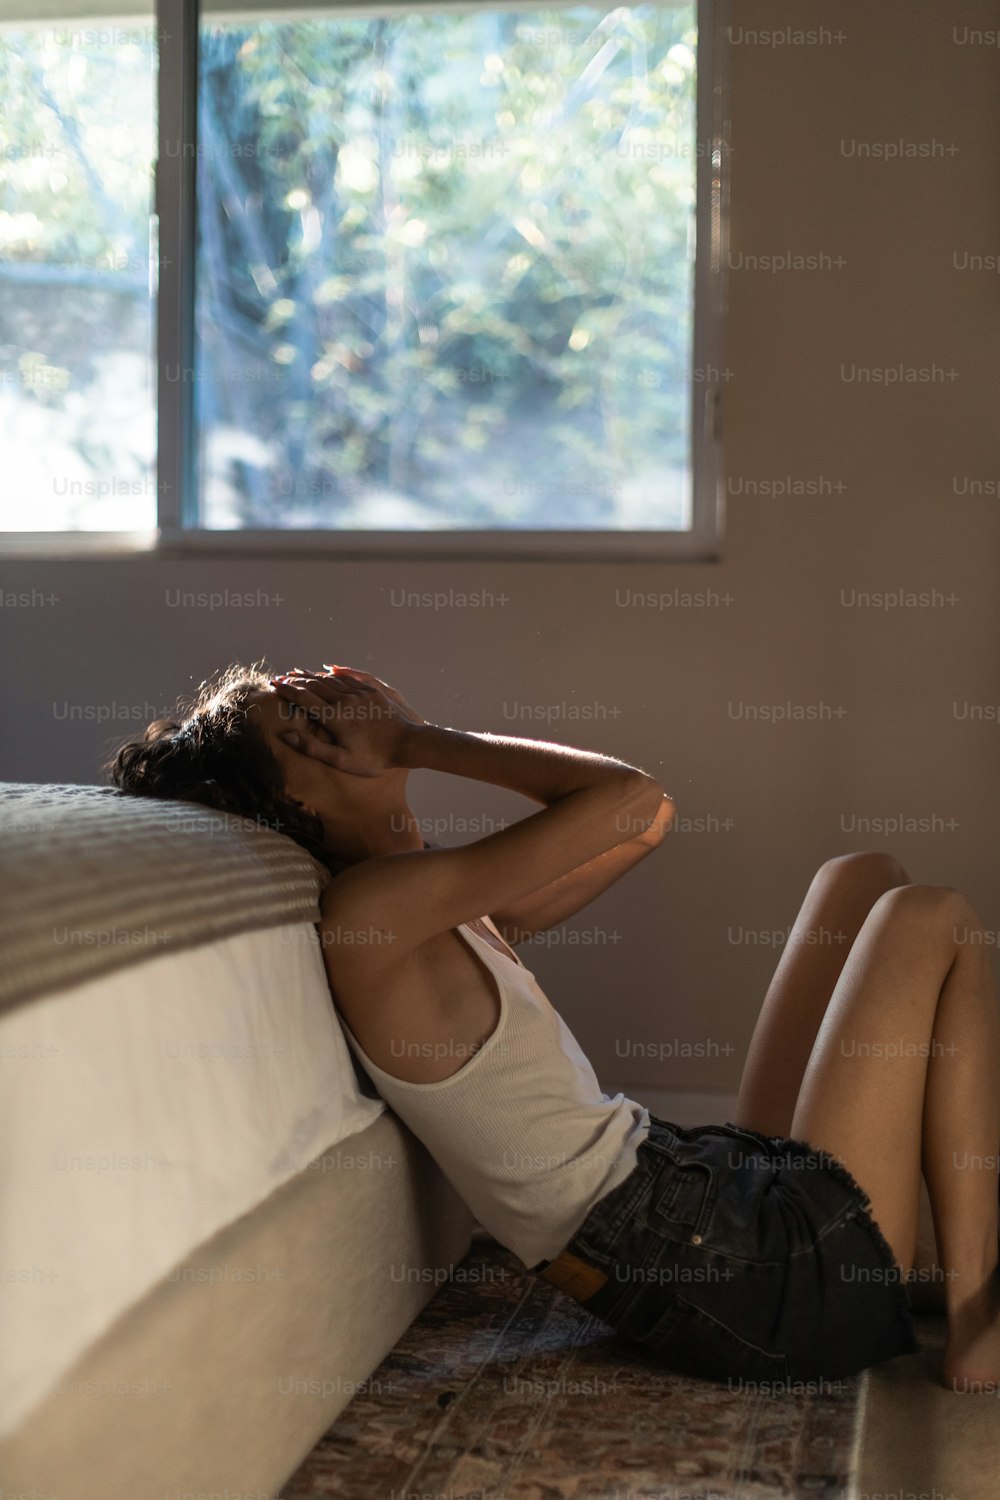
(0, 7), (696, 530)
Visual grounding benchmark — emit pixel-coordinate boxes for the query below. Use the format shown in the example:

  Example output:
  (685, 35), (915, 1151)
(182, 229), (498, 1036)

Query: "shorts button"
(691, 1233), (703, 1245)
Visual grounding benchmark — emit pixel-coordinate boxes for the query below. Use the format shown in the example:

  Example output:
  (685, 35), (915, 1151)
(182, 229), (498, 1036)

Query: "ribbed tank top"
(338, 918), (650, 1270)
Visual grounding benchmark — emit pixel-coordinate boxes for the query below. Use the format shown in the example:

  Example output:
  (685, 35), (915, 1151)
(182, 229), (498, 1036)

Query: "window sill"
(0, 527), (722, 563)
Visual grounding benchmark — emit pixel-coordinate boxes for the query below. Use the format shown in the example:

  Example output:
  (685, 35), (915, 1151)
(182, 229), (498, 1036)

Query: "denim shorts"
(535, 1115), (920, 1387)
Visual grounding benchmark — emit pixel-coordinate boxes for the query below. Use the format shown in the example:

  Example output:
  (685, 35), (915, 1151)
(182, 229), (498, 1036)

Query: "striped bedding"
(0, 781), (330, 1015)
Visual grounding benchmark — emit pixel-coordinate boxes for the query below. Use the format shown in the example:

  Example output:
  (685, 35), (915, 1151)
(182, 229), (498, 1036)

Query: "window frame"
(0, 0), (731, 561)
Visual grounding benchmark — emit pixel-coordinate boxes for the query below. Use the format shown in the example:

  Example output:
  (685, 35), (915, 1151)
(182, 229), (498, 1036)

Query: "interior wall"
(3, 0), (999, 1101)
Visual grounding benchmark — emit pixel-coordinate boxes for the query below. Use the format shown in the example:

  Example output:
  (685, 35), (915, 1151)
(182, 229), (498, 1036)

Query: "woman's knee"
(812, 850), (910, 898)
(870, 882), (983, 943)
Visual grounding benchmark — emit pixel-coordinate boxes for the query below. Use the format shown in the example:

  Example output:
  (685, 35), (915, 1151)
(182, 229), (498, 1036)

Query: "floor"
(283, 1231), (868, 1500)
(859, 1312), (1000, 1500)
(282, 1231), (1000, 1500)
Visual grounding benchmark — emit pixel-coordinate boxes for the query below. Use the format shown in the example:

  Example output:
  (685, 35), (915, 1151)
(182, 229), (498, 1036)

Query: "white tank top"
(338, 917), (651, 1269)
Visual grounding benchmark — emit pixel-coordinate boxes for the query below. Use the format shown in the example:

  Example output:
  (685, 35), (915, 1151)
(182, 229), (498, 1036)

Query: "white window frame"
(0, 0), (731, 561)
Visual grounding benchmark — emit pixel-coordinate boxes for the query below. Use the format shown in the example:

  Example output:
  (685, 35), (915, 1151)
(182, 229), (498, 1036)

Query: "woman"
(108, 661), (1000, 1393)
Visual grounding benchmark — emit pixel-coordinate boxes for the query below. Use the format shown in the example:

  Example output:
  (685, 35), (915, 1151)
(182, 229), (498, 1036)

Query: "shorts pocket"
(592, 1236), (682, 1332)
(631, 1293), (791, 1388)
(638, 1139), (715, 1242)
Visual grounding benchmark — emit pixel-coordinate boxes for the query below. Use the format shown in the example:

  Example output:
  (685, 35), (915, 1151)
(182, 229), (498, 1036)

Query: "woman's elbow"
(621, 772), (671, 836)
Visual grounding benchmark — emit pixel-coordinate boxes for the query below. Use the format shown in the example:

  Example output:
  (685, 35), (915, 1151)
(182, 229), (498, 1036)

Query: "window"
(0, 0), (729, 558)
(0, 5), (156, 530)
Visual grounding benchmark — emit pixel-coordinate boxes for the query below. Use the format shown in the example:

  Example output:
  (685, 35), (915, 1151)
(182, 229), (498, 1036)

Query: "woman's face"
(244, 687), (341, 824)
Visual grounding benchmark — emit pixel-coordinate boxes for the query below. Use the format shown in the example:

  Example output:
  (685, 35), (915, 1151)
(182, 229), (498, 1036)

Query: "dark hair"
(104, 660), (330, 868)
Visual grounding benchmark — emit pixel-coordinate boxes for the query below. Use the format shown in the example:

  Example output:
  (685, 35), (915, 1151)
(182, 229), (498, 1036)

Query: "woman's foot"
(942, 1267), (1000, 1393)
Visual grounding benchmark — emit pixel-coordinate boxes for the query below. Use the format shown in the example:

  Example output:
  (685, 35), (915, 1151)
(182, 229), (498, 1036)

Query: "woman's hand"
(269, 666), (428, 777)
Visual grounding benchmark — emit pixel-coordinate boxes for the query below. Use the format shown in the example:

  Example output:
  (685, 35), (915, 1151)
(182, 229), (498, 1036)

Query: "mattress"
(0, 781), (332, 1016)
(0, 918), (386, 1438)
(0, 1110), (475, 1500)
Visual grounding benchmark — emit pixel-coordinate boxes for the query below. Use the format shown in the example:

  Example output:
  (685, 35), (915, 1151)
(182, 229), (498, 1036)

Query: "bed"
(0, 782), (474, 1497)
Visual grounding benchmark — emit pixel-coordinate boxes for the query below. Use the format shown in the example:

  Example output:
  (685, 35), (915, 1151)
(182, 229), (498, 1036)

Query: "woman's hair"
(104, 660), (330, 867)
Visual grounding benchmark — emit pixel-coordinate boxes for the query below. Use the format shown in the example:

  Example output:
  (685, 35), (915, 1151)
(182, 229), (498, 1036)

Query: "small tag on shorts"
(540, 1250), (608, 1302)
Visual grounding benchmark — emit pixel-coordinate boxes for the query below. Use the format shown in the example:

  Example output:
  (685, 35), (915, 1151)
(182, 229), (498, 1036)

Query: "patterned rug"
(283, 1231), (865, 1500)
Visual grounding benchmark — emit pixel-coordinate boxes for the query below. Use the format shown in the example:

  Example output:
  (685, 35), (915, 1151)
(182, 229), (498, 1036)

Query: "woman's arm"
(329, 720), (665, 954)
(488, 792), (676, 942)
(270, 668), (665, 955)
(400, 721), (655, 805)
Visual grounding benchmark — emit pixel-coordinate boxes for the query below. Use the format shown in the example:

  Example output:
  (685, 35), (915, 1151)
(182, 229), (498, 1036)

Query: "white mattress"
(0, 920), (385, 1438)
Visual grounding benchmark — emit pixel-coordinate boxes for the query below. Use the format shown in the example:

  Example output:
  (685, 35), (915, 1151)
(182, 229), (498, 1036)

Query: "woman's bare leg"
(734, 852), (910, 1136)
(732, 852), (947, 1311)
(788, 884), (1000, 1392)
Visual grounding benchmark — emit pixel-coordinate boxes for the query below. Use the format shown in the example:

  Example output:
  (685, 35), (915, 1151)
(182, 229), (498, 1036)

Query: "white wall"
(3, 0), (999, 1104)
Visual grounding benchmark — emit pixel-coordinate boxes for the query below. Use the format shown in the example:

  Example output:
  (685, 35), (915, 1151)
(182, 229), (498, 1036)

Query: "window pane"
(0, 14), (156, 530)
(196, 5), (696, 531)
